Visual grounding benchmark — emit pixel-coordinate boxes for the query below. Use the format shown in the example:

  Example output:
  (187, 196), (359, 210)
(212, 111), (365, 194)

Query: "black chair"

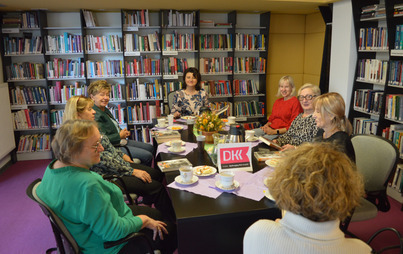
(26, 179), (154, 254)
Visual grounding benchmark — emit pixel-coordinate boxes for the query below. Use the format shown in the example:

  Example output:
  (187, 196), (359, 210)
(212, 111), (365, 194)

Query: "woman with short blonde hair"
(244, 143), (371, 254)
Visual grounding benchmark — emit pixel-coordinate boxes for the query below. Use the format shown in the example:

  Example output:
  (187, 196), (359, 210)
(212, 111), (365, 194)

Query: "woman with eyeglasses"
(312, 92), (355, 162)
(255, 76), (303, 139)
(64, 96), (176, 222)
(274, 83), (321, 151)
(37, 120), (177, 254)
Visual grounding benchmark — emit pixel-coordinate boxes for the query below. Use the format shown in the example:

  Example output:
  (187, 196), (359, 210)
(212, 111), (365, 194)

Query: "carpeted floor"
(1, 159), (402, 253)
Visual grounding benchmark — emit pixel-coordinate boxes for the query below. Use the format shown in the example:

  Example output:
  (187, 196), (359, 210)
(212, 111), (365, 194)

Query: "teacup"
(179, 166), (193, 183)
(171, 140), (182, 152)
(219, 171), (234, 188)
(245, 130), (255, 140)
(157, 118), (167, 127)
(228, 116), (236, 125)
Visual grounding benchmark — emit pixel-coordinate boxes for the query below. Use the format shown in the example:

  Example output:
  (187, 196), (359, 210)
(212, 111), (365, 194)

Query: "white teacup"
(171, 140), (182, 152)
(245, 130), (255, 140)
(157, 118), (167, 127)
(219, 171), (234, 188)
(228, 116), (236, 124)
(179, 166), (193, 183)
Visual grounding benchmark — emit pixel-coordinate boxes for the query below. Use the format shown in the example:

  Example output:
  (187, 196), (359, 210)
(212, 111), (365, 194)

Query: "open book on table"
(157, 158), (192, 172)
(258, 136), (282, 150)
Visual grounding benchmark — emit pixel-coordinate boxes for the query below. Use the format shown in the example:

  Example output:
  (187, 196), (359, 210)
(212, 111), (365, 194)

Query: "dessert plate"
(167, 125), (184, 130)
(164, 140), (186, 146)
(193, 165), (217, 176)
(265, 157), (280, 168)
(168, 147), (186, 153)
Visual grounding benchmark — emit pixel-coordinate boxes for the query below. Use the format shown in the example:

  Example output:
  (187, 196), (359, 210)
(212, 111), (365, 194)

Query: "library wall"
(266, 13), (325, 115)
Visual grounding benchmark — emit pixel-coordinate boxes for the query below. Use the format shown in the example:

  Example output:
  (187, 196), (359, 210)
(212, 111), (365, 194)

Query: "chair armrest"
(104, 232), (154, 252)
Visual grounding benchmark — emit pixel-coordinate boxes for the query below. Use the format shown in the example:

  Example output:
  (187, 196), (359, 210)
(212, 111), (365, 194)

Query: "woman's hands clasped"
(138, 215), (168, 240)
(132, 169), (152, 183)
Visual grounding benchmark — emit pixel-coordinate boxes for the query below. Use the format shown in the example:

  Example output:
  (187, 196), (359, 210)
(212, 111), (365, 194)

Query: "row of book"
(49, 81), (86, 104)
(86, 60), (124, 78)
(202, 80), (232, 97)
(163, 10), (196, 27)
(108, 105), (125, 124)
(127, 101), (162, 123)
(234, 101), (265, 117)
(44, 34), (83, 54)
(356, 59), (388, 84)
(199, 57), (233, 74)
(124, 33), (160, 52)
(199, 34), (232, 50)
(3, 36), (43, 55)
(85, 35), (122, 53)
(235, 34), (266, 51)
(127, 80), (163, 100)
(162, 57), (189, 75)
(123, 9), (150, 27)
(358, 27), (388, 50)
(162, 33), (195, 51)
(389, 164), (403, 193)
(353, 89), (383, 115)
(394, 25), (403, 50)
(360, 4), (385, 20)
(10, 86), (47, 105)
(163, 81), (183, 96)
(21, 12), (40, 28)
(210, 102), (232, 118)
(6, 62), (44, 80)
(82, 10), (97, 27)
(353, 117), (378, 135)
(388, 61), (403, 87)
(385, 94), (403, 121)
(50, 109), (64, 128)
(233, 57), (266, 74)
(12, 109), (48, 130)
(131, 125), (153, 144)
(125, 58), (161, 76)
(2, 13), (23, 28)
(382, 124), (403, 162)
(233, 79), (260, 95)
(46, 58), (85, 79)
(394, 3), (403, 16)
(17, 134), (50, 153)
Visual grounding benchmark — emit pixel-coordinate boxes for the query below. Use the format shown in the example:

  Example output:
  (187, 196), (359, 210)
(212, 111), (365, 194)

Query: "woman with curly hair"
(243, 143), (371, 254)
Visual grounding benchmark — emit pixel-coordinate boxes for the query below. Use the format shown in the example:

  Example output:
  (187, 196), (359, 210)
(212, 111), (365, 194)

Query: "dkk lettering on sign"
(220, 147), (250, 164)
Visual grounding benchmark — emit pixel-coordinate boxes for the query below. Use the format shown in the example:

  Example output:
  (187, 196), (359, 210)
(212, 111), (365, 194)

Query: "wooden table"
(155, 127), (281, 254)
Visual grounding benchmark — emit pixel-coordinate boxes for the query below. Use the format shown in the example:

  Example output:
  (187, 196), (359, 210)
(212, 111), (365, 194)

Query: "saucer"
(175, 175), (198, 185)
(264, 189), (275, 201)
(164, 140), (186, 146)
(215, 180), (240, 191)
(167, 125), (184, 131)
(246, 137), (259, 142)
(265, 158), (280, 168)
(155, 124), (168, 129)
(168, 147), (186, 153)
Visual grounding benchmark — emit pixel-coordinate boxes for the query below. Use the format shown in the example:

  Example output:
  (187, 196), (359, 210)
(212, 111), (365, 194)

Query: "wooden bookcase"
(0, 9), (271, 160)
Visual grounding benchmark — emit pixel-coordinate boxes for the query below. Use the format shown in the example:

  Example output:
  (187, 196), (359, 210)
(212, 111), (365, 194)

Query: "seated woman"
(255, 75), (302, 139)
(36, 119), (177, 254)
(64, 96), (175, 222)
(243, 143), (371, 254)
(312, 92), (355, 162)
(88, 80), (154, 166)
(171, 67), (209, 118)
(274, 83), (321, 151)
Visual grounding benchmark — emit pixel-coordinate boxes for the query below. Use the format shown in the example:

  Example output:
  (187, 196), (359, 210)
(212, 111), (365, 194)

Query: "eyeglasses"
(298, 95), (316, 101)
(90, 135), (103, 152)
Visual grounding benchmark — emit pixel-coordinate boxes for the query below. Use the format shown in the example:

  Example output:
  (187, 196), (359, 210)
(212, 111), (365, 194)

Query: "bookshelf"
(1, 9), (271, 158)
(350, 0), (403, 207)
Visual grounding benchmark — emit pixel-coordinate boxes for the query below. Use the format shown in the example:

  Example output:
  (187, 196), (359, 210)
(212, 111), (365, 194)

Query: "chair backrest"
(351, 134), (399, 192)
(26, 179), (80, 254)
(167, 91), (176, 112)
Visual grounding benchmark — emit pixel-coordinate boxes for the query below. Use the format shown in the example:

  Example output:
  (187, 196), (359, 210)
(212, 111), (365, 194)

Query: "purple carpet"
(1, 159), (402, 253)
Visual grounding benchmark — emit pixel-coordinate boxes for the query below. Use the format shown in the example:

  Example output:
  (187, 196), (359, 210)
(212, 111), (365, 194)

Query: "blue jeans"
(120, 140), (154, 166)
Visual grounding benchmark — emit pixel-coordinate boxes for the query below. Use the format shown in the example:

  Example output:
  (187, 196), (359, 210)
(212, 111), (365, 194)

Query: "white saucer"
(264, 189), (275, 201)
(155, 124), (168, 129)
(175, 175), (198, 185)
(168, 147), (186, 153)
(246, 137), (259, 142)
(215, 180), (240, 191)
(164, 140), (186, 146)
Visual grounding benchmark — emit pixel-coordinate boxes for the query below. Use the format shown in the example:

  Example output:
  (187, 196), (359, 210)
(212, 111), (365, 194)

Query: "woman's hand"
(263, 126), (277, 135)
(137, 215), (168, 240)
(173, 111), (181, 118)
(122, 154), (133, 163)
(132, 169), (152, 183)
(119, 128), (130, 139)
(281, 144), (297, 151)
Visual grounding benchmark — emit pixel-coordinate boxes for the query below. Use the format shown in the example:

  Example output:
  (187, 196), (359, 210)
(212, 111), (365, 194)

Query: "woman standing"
(255, 76), (302, 139)
(313, 92), (355, 162)
(36, 120), (177, 253)
(274, 83), (320, 151)
(171, 67), (209, 118)
(88, 80), (154, 166)
(64, 96), (175, 222)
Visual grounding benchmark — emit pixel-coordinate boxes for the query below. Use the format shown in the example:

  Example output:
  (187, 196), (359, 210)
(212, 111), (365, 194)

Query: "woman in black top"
(312, 92), (355, 162)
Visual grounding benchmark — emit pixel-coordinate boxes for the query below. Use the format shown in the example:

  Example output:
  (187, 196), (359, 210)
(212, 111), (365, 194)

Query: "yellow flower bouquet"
(195, 112), (223, 132)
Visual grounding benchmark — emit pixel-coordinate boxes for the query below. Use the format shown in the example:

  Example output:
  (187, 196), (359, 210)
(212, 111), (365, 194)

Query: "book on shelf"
(152, 130), (181, 144)
(157, 158), (192, 172)
(389, 164), (403, 193)
(82, 10), (97, 27)
(258, 136), (282, 150)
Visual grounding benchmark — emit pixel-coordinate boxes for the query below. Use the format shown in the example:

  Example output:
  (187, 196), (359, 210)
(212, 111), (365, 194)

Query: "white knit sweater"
(243, 211), (372, 254)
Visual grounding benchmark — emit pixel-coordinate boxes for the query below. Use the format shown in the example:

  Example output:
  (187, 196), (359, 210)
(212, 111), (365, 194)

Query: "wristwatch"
(276, 130), (280, 135)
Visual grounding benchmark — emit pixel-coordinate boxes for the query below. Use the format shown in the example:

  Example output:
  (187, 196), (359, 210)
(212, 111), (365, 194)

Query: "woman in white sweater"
(244, 142), (372, 254)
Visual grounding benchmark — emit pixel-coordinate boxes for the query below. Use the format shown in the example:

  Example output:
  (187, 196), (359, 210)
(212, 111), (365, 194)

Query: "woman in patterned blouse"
(274, 83), (321, 151)
(171, 67), (209, 118)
